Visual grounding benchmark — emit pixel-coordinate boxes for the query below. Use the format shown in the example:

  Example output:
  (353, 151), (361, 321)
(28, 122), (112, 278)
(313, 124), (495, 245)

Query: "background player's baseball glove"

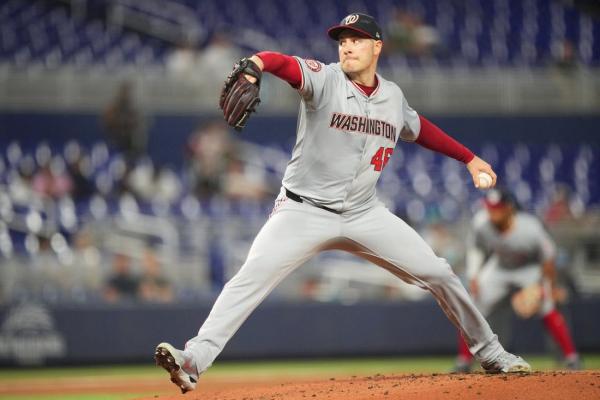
(511, 284), (543, 319)
(219, 57), (262, 131)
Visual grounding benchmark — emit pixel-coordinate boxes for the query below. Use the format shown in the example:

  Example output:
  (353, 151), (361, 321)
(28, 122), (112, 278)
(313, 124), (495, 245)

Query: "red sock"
(542, 309), (577, 357)
(458, 333), (474, 362)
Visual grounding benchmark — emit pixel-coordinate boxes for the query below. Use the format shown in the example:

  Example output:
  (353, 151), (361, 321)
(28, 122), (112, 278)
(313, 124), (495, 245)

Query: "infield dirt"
(145, 370), (598, 400)
(3, 370), (599, 399)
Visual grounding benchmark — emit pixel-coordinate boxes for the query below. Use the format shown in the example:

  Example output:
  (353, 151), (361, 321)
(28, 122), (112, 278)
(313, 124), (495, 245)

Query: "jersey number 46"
(371, 147), (393, 172)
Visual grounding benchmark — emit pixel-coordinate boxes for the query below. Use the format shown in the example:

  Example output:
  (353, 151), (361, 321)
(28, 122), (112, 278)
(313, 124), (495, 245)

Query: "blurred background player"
(454, 188), (581, 372)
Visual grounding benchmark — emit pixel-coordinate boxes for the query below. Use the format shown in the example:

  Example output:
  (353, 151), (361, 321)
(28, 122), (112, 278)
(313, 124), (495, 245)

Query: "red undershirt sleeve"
(256, 51), (302, 88)
(415, 115), (475, 164)
(255, 54), (473, 164)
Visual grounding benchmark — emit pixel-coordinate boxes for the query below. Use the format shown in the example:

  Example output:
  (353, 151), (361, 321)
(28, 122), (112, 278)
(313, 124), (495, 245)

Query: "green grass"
(0, 354), (598, 400)
(1, 354), (599, 380)
(0, 364), (162, 381)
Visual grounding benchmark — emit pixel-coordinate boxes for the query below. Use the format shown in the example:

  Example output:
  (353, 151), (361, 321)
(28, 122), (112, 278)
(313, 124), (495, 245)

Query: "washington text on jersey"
(329, 112), (397, 142)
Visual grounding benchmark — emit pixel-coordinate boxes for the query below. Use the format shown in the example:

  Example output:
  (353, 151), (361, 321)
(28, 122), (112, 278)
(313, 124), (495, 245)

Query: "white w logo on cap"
(344, 14), (359, 25)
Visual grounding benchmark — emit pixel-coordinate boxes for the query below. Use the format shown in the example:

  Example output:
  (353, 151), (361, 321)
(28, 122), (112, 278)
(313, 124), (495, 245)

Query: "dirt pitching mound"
(143, 371), (600, 400)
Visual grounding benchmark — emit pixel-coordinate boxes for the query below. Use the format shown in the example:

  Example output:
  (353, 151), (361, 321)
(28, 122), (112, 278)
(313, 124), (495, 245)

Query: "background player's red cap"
(484, 187), (517, 210)
(327, 13), (383, 41)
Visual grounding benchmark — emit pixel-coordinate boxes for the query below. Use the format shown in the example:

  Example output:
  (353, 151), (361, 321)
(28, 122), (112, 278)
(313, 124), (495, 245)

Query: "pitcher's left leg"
(456, 257), (511, 371)
(342, 204), (529, 372)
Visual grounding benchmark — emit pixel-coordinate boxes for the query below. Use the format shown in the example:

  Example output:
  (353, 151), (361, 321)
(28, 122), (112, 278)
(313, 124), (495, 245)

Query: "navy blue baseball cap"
(328, 13), (383, 41)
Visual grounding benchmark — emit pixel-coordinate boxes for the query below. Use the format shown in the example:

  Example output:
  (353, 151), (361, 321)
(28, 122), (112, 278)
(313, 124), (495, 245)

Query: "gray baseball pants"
(185, 189), (505, 374)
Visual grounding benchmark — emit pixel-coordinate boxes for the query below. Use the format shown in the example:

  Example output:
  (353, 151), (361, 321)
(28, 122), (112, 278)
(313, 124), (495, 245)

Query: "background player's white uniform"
(467, 210), (557, 317)
(183, 58), (509, 375)
(456, 206), (580, 370)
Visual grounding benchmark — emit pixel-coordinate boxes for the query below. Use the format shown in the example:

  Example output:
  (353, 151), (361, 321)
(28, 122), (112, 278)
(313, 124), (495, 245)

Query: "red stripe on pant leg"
(542, 309), (577, 357)
(458, 332), (474, 362)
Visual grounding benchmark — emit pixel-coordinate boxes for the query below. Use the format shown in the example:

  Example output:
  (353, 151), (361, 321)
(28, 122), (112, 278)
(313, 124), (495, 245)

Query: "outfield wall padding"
(0, 298), (598, 366)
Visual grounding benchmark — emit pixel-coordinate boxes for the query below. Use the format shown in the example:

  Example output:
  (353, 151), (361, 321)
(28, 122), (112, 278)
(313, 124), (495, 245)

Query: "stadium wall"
(0, 299), (598, 366)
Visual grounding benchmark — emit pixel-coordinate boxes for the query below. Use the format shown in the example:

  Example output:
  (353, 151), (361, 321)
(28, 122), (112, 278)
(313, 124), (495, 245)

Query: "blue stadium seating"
(1, 0), (598, 68)
(0, 138), (597, 257)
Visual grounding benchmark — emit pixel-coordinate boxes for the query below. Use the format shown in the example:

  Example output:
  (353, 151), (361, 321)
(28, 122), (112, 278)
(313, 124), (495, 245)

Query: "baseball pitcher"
(155, 13), (531, 393)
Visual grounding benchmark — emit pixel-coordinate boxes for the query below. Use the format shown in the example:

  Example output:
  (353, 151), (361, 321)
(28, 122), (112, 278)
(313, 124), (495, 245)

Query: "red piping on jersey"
(352, 77), (378, 97)
(256, 51), (302, 88)
(415, 116), (475, 164)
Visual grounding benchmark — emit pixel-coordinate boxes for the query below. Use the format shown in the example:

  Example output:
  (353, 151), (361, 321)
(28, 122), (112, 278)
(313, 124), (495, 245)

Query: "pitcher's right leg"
(179, 197), (340, 379)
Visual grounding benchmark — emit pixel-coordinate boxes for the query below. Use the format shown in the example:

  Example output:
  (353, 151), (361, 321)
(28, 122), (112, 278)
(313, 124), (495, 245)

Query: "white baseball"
(478, 172), (493, 189)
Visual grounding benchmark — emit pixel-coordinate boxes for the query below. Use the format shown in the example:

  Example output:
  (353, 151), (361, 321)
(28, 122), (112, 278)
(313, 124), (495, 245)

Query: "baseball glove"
(219, 57), (262, 131)
(511, 284), (543, 319)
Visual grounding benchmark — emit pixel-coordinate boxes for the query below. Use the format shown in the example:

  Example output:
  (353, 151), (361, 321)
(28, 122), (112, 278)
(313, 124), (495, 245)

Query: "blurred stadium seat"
(1, 0), (598, 69)
(0, 137), (597, 303)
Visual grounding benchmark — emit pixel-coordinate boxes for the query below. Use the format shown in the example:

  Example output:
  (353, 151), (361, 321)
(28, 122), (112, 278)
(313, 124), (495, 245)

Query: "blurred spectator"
(103, 253), (140, 303)
(198, 32), (242, 82)
(153, 167), (183, 203)
(64, 147), (95, 203)
(127, 159), (182, 204)
(550, 39), (581, 103)
(186, 120), (270, 201)
(8, 156), (36, 203)
(126, 157), (156, 201)
(222, 155), (269, 201)
(139, 247), (173, 303)
(186, 120), (235, 199)
(386, 9), (441, 58)
(552, 39), (579, 73)
(31, 157), (73, 199)
(29, 235), (61, 301)
(544, 185), (574, 225)
(166, 40), (200, 77)
(71, 228), (103, 294)
(102, 82), (146, 162)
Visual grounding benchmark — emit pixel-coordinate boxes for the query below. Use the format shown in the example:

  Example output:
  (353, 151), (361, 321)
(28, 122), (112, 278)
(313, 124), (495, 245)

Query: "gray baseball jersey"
(281, 58), (420, 212)
(471, 211), (557, 269)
